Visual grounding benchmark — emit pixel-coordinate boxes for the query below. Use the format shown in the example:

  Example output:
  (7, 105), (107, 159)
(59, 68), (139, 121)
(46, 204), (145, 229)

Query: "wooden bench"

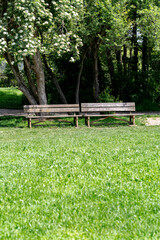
(24, 104), (80, 128)
(81, 102), (136, 127)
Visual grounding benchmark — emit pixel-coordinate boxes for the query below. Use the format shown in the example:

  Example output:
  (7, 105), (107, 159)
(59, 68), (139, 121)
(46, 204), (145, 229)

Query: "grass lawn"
(0, 87), (26, 109)
(0, 121), (160, 239)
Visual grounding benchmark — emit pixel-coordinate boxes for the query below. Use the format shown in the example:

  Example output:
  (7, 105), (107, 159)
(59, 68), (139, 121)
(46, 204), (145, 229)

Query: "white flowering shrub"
(0, 0), (84, 63)
(44, 0), (84, 61)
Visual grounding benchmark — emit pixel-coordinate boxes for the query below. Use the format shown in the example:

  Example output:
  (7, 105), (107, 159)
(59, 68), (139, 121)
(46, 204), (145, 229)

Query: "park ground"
(0, 118), (160, 239)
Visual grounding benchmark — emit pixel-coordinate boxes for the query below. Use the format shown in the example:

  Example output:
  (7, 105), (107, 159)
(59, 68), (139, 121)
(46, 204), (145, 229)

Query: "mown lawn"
(0, 124), (160, 239)
(0, 87), (26, 109)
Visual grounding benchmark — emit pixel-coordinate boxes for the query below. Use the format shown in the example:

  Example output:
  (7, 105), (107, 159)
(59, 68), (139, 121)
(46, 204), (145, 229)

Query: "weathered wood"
(24, 108), (79, 113)
(24, 104), (80, 127)
(133, 116), (135, 125)
(24, 104), (79, 109)
(81, 102), (136, 127)
(81, 107), (135, 112)
(74, 116), (79, 128)
(81, 102), (135, 107)
(28, 118), (31, 128)
(83, 113), (135, 117)
(87, 116), (90, 128)
(25, 115), (79, 118)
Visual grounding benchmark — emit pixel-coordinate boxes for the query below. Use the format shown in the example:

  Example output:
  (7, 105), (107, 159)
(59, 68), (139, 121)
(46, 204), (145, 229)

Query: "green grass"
(0, 120), (160, 239)
(0, 87), (26, 109)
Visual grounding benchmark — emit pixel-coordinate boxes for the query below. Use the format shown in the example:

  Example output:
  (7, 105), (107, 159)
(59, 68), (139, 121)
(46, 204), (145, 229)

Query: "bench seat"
(81, 102), (137, 127)
(24, 104), (80, 128)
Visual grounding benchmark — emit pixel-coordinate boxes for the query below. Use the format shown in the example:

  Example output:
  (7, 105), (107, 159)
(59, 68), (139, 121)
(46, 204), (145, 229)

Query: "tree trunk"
(75, 49), (87, 104)
(32, 49), (47, 104)
(123, 44), (127, 75)
(106, 48), (115, 82)
(4, 52), (38, 105)
(24, 57), (39, 102)
(132, 23), (138, 75)
(106, 48), (117, 96)
(131, 4), (138, 77)
(93, 43), (99, 102)
(43, 55), (67, 104)
(142, 36), (148, 73)
(116, 49), (122, 74)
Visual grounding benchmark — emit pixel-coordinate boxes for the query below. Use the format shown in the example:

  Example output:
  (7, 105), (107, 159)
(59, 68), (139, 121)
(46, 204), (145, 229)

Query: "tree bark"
(106, 48), (115, 82)
(116, 49), (122, 74)
(32, 49), (47, 104)
(43, 55), (67, 104)
(75, 49), (87, 104)
(4, 52), (38, 105)
(132, 23), (138, 75)
(131, 3), (138, 77)
(23, 56), (38, 102)
(142, 36), (148, 73)
(123, 44), (127, 74)
(93, 43), (99, 102)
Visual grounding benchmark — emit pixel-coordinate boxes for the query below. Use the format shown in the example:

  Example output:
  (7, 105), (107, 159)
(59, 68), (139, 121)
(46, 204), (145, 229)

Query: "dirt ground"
(145, 117), (160, 126)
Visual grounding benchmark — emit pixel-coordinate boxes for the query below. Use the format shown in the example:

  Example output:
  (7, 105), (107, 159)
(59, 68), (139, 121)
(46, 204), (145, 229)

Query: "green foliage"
(138, 4), (160, 49)
(1, 64), (17, 87)
(136, 98), (160, 111)
(99, 88), (118, 102)
(0, 126), (160, 239)
(0, 0), (84, 62)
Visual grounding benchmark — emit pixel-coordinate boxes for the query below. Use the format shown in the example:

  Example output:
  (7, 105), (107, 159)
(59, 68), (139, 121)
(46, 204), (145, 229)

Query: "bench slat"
(83, 113), (135, 117)
(81, 102), (135, 108)
(25, 108), (79, 113)
(26, 115), (80, 118)
(24, 104), (79, 109)
(81, 102), (135, 112)
(81, 107), (135, 112)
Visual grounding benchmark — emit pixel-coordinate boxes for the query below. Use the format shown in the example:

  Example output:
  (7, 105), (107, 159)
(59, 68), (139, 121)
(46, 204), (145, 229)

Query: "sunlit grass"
(0, 87), (26, 109)
(0, 124), (160, 239)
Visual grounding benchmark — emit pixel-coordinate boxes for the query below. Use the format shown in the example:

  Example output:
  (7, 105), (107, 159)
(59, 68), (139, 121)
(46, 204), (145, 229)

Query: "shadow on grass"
(0, 116), (26, 128)
(86, 117), (131, 128)
(0, 116), (145, 128)
(0, 116), (81, 128)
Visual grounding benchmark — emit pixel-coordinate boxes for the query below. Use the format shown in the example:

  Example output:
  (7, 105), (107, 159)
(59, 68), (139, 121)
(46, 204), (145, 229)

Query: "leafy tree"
(74, 0), (130, 102)
(0, 0), (84, 104)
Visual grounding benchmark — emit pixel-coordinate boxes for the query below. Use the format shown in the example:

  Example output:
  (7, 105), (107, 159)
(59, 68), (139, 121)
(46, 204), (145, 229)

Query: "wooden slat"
(83, 113), (135, 117)
(24, 104), (79, 109)
(25, 107), (79, 113)
(26, 115), (80, 118)
(81, 107), (135, 112)
(81, 102), (135, 107)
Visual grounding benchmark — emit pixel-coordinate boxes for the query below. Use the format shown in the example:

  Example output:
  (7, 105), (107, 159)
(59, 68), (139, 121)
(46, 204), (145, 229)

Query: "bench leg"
(133, 116), (135, 125)
(130, 116), (135, 125)
(74, 116), (78, 128)
(28, 118), (31, 128)
(130, 116), (132, 124)
(85, 117), (87, 126)
(87, 116), (90, 128)
(85, 117), (90, 127)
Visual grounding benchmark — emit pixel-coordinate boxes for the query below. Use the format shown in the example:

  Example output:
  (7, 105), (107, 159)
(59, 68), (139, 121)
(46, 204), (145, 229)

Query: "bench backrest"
(81, 102), (135, 113)
(24, 104), (80, 115)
